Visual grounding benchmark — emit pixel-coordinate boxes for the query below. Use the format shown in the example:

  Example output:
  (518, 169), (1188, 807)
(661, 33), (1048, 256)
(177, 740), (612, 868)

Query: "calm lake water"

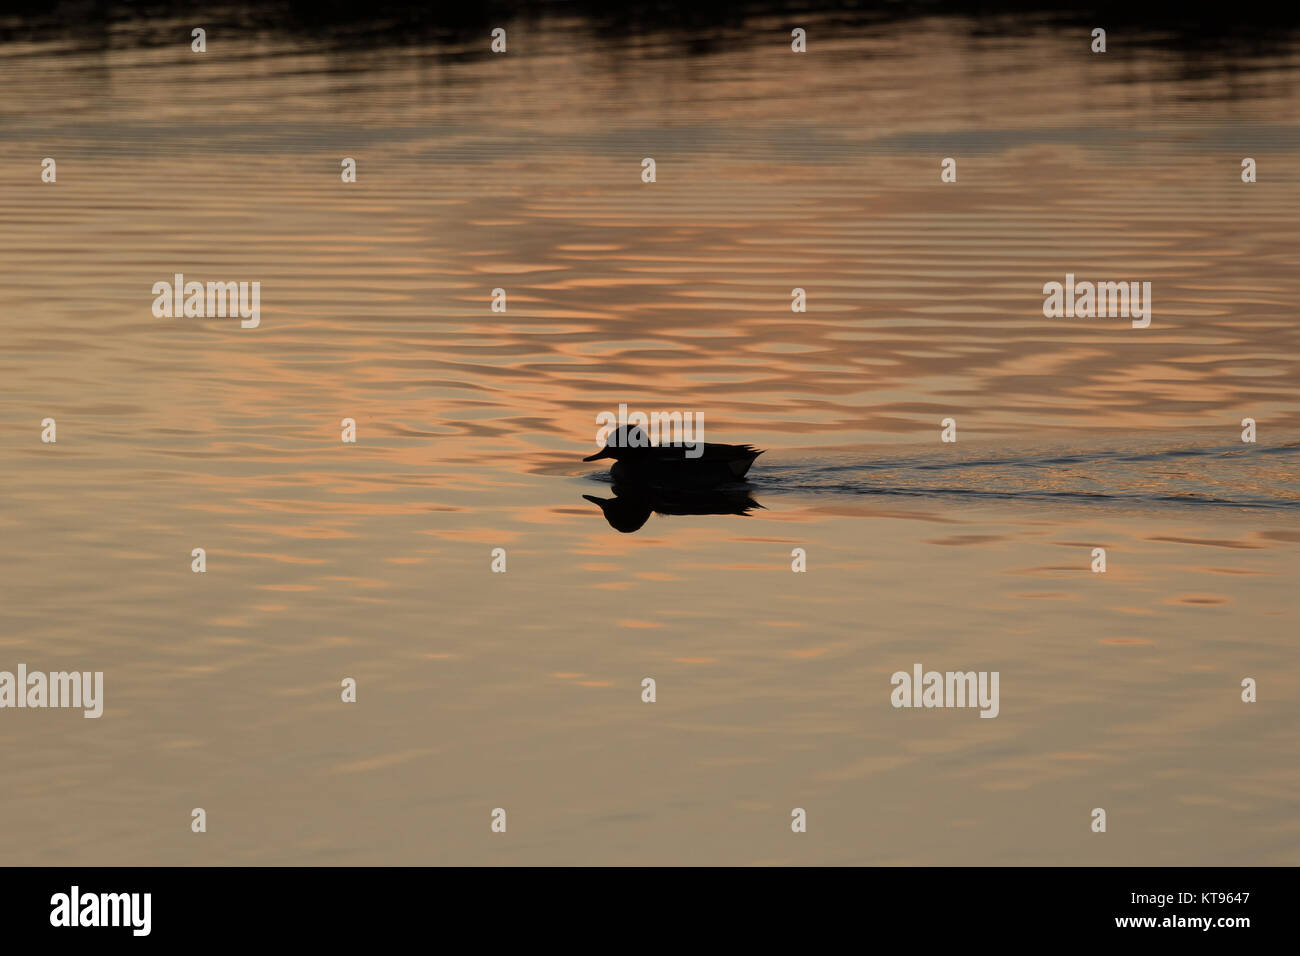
(1, 7), (1298, 864)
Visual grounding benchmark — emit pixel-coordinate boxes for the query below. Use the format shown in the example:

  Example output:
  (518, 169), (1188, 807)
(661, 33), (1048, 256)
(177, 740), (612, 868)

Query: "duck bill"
(583, 449), (614, 462)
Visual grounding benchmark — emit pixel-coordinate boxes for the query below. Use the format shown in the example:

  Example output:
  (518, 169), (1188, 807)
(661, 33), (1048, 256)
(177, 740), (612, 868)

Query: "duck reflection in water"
(583, 484), (764, 533)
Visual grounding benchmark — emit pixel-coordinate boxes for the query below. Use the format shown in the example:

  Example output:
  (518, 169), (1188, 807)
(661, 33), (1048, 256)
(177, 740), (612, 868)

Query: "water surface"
(1, 8), (1298, 865)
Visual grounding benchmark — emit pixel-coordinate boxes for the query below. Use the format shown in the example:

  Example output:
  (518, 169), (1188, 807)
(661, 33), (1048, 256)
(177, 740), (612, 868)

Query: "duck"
(582, 424), (763, 489)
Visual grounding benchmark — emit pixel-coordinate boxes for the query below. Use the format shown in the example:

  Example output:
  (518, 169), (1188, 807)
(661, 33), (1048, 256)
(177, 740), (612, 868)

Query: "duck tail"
(729, 446), (764, 478)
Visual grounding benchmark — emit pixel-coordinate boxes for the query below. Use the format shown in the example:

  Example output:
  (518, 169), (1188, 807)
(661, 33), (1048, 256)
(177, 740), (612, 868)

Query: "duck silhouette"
(582, 425), (763, 490)
(583, 484), (764, 533)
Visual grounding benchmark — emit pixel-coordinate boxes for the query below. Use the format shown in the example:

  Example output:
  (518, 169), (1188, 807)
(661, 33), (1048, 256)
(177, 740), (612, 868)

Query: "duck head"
(582, 424), (653, 462)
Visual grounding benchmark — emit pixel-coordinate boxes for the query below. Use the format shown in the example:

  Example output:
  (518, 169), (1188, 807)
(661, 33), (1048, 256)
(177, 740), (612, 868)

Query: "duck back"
(612, 443), (763, 488)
